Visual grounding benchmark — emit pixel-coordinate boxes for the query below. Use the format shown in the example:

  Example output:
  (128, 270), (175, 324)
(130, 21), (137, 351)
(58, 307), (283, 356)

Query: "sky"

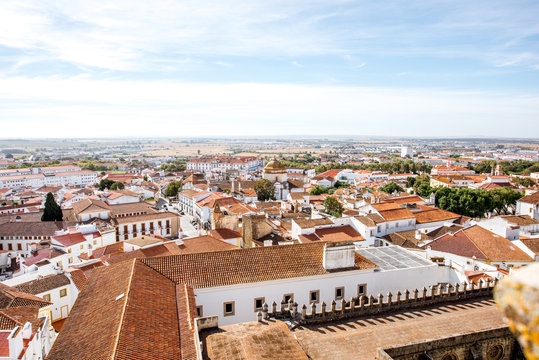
(1, 0), (539, 138)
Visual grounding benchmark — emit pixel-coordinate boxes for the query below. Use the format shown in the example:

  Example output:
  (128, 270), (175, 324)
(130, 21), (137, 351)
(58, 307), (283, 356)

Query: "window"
(196, 306), (203, 317)
(17, 243), (22, 251)
(335, 287), (345, 300)
(309, 290), (320, 304)
(283, 293), (294, 304)
(93, 240), (97, 245)
(223, 301), (235, 316)
(80, 244), (84, 250)
(254, 297), (265, 312)
(43, 294), (51, 302)
(8, 244), (12, 251)
(68, 248), (72, 254)
(68, 257), (73, 264)
(59, 288), (67, 298)
(123, 225), (128, 234)
(358, 284), (367, 297)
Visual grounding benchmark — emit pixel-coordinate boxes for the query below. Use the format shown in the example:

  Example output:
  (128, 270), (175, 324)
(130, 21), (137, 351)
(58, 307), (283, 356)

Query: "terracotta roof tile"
(518, 191), (539, 205)
(378, 208), (415, 221)
(66, 269), (88, 291)
(426, 225), (534, 262)
(0, 283), (51, 310)
(47, 260), (136, 360)
(115, 262), (182, 360)
(15, 274), (71, 295)
(141, 243), (376, 289)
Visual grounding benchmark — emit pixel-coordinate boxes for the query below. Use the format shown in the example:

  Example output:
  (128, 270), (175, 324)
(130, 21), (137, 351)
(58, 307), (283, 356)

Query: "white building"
(516, 191), (539, 221)
(401, 146), (413, 158)
(11, 272), (81, 323)
(0, 166), (97, 190)
(186, 156), (263, 172)
(141, 243), (455, 326)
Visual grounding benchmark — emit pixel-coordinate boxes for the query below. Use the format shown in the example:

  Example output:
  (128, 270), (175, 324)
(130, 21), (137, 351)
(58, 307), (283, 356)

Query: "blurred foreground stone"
(495, 263), (539, 360)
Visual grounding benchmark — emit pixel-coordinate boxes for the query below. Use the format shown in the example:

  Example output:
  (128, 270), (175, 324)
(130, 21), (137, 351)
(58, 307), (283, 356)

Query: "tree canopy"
(433, 187), (523, 218)
(164, 181), (182, 198)
(110, 181), (125, 190)
(254, 179), (275, 201)
(41, 192), (63, 221)
(310, 186), (329, 195)
(324, 196), (344, 217)
(315, 160), (430, 175)
(380, 182), (404, 194)
(97, 179), (115, 191)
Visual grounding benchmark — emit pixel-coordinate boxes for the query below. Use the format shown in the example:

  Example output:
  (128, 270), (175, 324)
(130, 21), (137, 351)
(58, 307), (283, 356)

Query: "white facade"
(516, 199), (539, 221)
(401, 146), (413, 158)
(187, 156), (263, 172)
(194, 247), (447, 326)
(0, 168), (97, 190)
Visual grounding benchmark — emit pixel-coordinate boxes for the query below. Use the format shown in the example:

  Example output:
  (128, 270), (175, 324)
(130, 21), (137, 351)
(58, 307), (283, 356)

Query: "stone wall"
(377, 327), (521, 360)
(261, 280), (497, 325)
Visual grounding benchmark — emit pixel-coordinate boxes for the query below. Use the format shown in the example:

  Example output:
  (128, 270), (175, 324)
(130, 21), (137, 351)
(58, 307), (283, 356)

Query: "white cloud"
(0, 76), (537, 138)
(1, 0), (539, 72)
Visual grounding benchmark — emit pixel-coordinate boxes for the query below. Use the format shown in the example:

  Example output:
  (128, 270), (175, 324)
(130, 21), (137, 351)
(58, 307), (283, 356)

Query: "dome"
(263, 159), (286, 174)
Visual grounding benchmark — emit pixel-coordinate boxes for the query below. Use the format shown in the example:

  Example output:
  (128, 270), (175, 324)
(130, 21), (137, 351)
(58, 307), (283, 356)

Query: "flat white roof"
(358, 245), (434, 270)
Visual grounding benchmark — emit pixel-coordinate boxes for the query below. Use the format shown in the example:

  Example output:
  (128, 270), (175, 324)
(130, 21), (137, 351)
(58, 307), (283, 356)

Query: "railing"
(258, 279), (496, 325)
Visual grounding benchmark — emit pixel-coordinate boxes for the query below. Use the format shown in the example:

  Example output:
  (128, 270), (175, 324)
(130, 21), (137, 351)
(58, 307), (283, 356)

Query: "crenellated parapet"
(259, 279), (496, 325)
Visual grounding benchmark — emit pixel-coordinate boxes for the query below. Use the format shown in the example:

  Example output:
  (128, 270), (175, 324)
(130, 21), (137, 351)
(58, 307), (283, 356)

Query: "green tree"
(310, 186), (329, 195)
(490, 187), (523, 215)
(254, 179), (275, 201)
(97, 179), (115, 191)
(412, 175), (433, 197)
(334, 181), (350, 188)
(512, 177), (536, 187)
(405, 177), (416, 188)
(41, 192), (63, 221)
(324, 196), (344, 217)
(4, 153), (13, 159)
(110, 181), (125, 190)
(164, 181), (182, 197)
(474, 161), (495, 174)
(380, 182), (404, 194)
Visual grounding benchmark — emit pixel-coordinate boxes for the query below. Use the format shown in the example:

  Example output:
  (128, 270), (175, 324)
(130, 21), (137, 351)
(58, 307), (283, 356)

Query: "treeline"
(77, 160), (110, 171)
(406, 175), (523, 218)
(315, 160), (433, 175)
(6, 160), (65, 169)
(472, 160), (539, 175)
(160, 160), (186, 172)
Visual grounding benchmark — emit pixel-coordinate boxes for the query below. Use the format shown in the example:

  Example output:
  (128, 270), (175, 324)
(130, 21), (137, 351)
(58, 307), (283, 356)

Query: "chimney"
(415, 230), (421, 241)
(323, 242), (356, 270)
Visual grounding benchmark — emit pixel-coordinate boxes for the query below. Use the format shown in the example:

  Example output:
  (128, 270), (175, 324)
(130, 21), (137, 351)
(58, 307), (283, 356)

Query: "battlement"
(259, 279), (496, 324)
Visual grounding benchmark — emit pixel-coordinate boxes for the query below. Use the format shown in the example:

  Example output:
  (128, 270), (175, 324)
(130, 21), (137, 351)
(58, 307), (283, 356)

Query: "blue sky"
(0, 0), (538, 138)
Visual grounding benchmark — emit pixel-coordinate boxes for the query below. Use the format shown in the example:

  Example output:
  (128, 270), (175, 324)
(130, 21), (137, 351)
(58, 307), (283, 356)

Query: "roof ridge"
(0, 311), (24, 327)
(112, 259), (137, 359)
(462, 226), (489, 259)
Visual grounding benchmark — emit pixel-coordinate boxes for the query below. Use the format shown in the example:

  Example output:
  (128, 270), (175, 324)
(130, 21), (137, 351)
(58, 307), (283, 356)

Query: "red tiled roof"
(142, 242), (376, 289)
(426, 225), (533, 262)
(208, 228), (241, 240)
(52, 232), (86, 247)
